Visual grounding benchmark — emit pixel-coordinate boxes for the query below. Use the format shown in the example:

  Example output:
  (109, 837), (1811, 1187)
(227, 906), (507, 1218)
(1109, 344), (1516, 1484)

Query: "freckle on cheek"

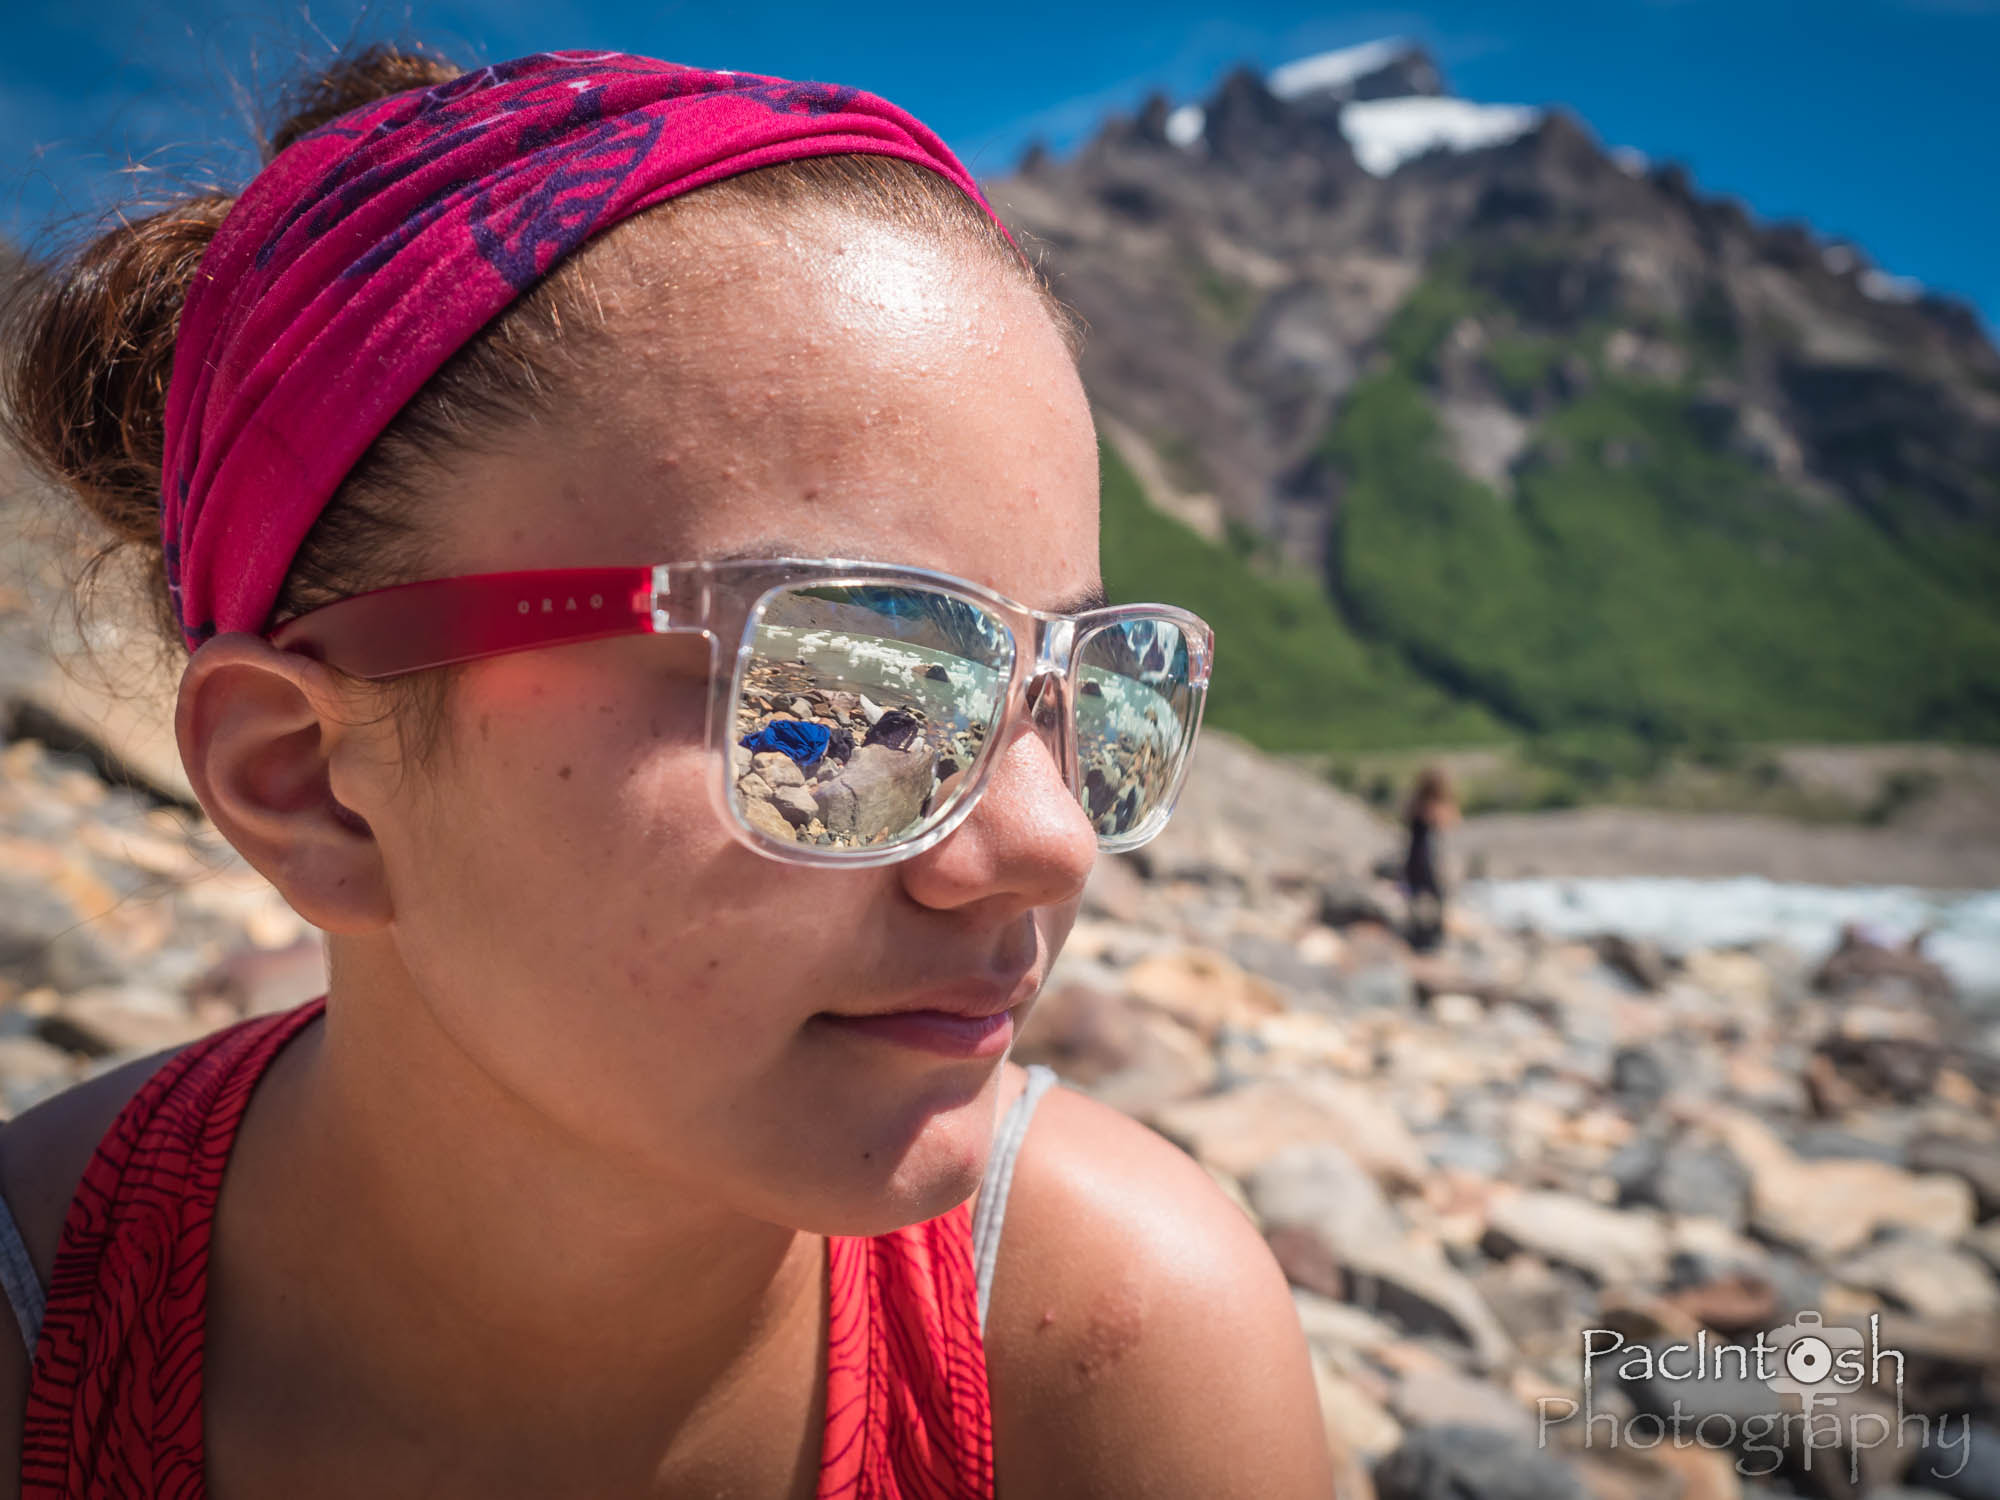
(558, 765), (573, 780)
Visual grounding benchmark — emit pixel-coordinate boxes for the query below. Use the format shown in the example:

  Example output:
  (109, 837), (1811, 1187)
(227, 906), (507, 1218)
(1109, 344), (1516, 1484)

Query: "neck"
(216, 935), (822, 1441)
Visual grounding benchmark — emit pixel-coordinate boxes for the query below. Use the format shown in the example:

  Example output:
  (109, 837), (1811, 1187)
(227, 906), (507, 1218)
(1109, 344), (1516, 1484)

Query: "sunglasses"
(266, 558), (1215, 868)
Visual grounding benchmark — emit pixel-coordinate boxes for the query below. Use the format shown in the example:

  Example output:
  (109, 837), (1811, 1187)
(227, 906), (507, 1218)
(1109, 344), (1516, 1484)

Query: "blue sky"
(2, 0), (1995, 330)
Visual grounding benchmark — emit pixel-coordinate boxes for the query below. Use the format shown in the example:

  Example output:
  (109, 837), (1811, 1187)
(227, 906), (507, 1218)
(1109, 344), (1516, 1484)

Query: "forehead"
(437, 208), (1101, 613)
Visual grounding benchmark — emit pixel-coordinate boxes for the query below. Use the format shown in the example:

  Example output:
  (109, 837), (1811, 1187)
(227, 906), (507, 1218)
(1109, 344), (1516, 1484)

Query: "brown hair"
(1404, 765), (1456, 823)
(0, 44), (1083, 765)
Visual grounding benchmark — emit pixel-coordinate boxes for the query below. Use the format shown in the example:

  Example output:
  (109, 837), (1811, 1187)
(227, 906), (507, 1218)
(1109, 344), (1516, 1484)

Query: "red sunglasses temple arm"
(264, 567), (661, 680)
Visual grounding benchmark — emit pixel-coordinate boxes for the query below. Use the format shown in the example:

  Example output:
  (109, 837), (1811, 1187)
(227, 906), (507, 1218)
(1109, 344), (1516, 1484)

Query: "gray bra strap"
(972, 1063), (1058, 1335)
(0, 1190), (45, 1358)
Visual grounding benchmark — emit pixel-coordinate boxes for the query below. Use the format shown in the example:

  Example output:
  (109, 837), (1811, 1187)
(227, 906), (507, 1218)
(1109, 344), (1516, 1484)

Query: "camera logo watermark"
(1536, 1312), (1972, 1483)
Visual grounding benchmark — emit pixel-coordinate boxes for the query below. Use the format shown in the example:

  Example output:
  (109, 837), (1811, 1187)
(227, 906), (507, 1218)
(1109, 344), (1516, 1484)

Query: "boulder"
(1121, 947), (1287, 1042)
(1905, 1134), (2000, 1220)
(1483, 1192), (1671, 1286)
(37, 985), (208, 1058)
(0, 1034), (78, 1118)
(1609, 1045), (1672, 1112)
(1012, 982), (1214, 1115)
(1612, 1135), (1751, 1229)
(1833, 1238), (2000, 1322)
(812, 742), (935, 839)
(1313, 1357), (1401, 1483)
(1390, 1364), (1536, 1440)
(1079, 855), (1147, 923)
(738, 794), (795, 842)
(1594, 933), (1672, 992)
(1247, 1144), (1514, 1368)
(1711, 1110), (1975, 1258)
(750, 751), (806, 789)
(1150, 1075), (1429, 1188)
(769, 785), (819, 827)
(1374, 1424), (1589, 1500)
(1291, 1289), (1401, 1363)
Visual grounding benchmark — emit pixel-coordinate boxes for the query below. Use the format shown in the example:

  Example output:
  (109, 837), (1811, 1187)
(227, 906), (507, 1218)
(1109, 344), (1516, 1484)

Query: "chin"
(780, 1086), (998, 1239)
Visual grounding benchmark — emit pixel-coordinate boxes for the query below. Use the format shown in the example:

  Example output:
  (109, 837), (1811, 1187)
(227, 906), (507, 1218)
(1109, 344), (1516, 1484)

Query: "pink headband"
(160, 51), (1011, 650)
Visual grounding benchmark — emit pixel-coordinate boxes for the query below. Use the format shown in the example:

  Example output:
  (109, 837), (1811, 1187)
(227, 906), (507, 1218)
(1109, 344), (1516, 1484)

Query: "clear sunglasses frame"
(266, 557), (1215, 869)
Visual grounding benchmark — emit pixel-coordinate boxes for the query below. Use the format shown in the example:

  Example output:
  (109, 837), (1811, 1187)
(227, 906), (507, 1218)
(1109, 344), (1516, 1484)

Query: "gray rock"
(1373, 1424), (1589, 1500)
(750, 751), (806, 789)
(1247, 1144), (1514, 1367)
(1222, 932), (1344, 1001)
(0, 1034), (77, 1118)
(1390, 1366), (1535, 1439)
(1611, 1044), (1672, 1111)
(1625, 1138), (1752, 1229)
(1425, 1130), (1511, 1178)
(1914, 1421), (2000, 1499)
(1906, 1134), (2000, 1221)
(1792, 1126), (1909, 1166)
(37, 986), (207, 1059)
(812, 742), (935, 839)
(738, 794), (795, 841)
(1483, 1191), (1671, 1285)
(0, 869), (121, 990)
(1963, 1220), (2000, 1276)
(769, 785), (819, 827)
(1833, 1237), (2000, 1321)
(1472, 1254), (1592, 1347)
(1594, 933), (1672, 992)
(1343, 961), (1416, 1011)
(1317, 879), (1395, 929)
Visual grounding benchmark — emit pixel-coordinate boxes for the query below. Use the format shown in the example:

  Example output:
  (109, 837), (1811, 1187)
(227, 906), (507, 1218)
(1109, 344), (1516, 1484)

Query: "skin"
(0, 205), (1335, 1497)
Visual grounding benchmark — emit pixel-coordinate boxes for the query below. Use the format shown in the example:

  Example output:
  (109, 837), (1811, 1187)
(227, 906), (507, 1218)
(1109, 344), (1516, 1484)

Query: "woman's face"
(350, 207), (1103, 1235)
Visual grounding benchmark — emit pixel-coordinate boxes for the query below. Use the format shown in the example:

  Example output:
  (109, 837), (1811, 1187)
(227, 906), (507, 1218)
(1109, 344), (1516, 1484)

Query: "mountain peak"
(1267, 39), (1444, 104)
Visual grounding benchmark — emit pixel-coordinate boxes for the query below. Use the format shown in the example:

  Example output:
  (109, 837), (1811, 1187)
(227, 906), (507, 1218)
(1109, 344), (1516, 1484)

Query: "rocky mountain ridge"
(994, 41), (2000, 750)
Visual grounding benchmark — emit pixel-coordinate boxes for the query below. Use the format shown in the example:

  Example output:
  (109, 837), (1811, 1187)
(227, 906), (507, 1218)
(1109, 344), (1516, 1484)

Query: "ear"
(176, 632), (397, 933)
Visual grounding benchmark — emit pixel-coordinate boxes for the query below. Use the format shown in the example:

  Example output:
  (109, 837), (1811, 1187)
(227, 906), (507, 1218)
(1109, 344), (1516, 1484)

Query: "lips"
(812, 975), (1033, 1059)
(813, 1007), (1015, 1058)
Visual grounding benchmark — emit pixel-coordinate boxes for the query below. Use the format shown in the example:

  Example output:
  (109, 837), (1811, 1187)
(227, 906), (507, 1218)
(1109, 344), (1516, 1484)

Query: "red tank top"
(20, 1001), (994, 1499)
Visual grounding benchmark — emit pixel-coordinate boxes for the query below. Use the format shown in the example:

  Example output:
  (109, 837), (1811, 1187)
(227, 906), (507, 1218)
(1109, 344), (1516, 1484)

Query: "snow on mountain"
(1861, 268), (1924, 303)
(1267, 39), (1413, 101)
(1340, 96), (1542, 176)
(1164, 103), (1205, 149)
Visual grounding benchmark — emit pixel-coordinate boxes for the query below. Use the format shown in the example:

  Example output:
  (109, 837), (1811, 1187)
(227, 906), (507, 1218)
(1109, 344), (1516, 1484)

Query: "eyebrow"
(1054, 581), (1111, 615)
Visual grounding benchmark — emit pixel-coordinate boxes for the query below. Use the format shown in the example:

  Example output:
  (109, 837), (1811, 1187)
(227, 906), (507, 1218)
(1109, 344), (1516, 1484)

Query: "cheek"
(389, 668), (723, 967)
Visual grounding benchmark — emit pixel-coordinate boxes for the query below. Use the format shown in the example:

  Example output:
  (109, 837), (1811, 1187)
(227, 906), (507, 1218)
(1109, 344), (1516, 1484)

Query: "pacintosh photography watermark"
(1537, 1312), (1973, 1483)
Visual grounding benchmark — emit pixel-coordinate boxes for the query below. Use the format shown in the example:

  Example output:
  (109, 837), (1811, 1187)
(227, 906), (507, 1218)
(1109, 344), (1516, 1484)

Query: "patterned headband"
(159, 51), (1010, 651)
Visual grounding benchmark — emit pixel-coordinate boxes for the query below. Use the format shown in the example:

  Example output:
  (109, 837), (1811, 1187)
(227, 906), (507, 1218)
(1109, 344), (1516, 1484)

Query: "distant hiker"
(1403, 766), (1460, 951)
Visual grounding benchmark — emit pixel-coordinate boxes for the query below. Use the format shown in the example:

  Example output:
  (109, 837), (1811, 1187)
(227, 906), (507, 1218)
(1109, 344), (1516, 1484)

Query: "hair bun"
(267, 44), (463, 161)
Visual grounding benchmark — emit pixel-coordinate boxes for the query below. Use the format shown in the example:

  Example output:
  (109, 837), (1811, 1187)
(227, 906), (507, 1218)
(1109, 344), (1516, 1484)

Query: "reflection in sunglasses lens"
(1075, 618), (1194, 841)
(730, 585), (1014, 851)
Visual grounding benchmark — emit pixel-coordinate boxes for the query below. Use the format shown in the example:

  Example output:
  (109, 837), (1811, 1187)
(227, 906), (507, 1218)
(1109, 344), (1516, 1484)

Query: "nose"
(897, 671), (1097, 918)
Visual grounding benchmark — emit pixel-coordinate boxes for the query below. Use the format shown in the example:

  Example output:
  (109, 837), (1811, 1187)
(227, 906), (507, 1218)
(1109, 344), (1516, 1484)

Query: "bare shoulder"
(982, 1081), (1334, 1500)
(0, 1048), (183, 1499)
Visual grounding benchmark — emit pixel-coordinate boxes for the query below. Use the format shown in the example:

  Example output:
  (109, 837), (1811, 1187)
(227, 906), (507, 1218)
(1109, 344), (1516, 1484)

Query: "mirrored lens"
(731, 584), (1014, 851)
(1075, 617), (1197, 841)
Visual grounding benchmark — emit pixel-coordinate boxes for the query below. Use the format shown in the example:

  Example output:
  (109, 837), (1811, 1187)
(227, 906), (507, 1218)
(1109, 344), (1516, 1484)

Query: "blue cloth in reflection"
(739, 719), (833, 770)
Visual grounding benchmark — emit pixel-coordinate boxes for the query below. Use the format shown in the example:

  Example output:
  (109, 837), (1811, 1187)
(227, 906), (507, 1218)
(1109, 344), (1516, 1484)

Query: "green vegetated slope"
(1097, 436), (1506, 751)
(1320, 275), (2000, 747)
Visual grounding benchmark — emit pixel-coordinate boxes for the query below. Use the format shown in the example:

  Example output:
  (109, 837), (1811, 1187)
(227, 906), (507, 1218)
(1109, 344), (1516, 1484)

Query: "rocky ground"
(1022, 737), (2000, 1500)
(1, 706), (1996, 1499)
